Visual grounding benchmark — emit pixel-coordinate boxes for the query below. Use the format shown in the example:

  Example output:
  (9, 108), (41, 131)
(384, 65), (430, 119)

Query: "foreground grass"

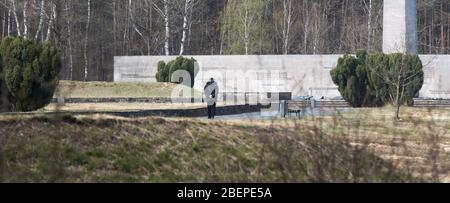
(0, 113), (417, 183)
(0, 107), (448, 183)
(269, 107), (450, 182)
(55, 80), (201, 98)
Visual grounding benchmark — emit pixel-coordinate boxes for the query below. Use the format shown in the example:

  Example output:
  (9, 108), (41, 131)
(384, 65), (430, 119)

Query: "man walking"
(204, 78), (219, 119)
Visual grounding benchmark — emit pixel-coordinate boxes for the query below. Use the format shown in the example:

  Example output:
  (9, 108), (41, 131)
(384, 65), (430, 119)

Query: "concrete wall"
(419, 55), (450, 99)
(115, 55), (342, 99)
(114, 55), (450, 99)
(383, 0), (418, 54)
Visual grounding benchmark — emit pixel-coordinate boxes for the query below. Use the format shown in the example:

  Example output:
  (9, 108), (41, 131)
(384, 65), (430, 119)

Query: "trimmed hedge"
(0, 37), (61, 112)
(156, 56), (198, 87)
(331, 50), (424, 107)
(330, 50), (370, 107)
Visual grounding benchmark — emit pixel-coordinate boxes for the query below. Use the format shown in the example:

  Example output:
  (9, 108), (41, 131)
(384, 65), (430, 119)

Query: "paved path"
(207, 108), (353, 120)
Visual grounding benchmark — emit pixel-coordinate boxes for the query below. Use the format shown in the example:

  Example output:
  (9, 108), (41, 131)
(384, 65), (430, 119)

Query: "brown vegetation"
(0, 107), (448, 183)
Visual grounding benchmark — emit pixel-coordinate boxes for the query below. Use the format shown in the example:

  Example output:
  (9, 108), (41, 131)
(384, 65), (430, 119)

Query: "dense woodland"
(0, 0), (448, 81)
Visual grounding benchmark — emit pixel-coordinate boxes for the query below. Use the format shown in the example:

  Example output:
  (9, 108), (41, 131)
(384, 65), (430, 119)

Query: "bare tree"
(274, 0), (294, 55)
(46, 1), (56, 41)
(179, 0), (194, 55)
(373, 54), (424, 120)
(84, 0), (91, 81)
(221, 0), (269, 55)
(65, 0), (73, 80)
(153, 0), (170, 55)
(22, 0), (27, 38)
(7, 3), (11, 37)
(302, 0), (311, 53)
(11, 0), (20, 36)
(364, 0), (373, 52)
(35, 0), (45, 40)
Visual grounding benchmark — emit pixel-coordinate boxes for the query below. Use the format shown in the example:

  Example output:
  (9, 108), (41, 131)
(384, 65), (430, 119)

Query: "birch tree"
(11, 0), (20, 36)
(46, 1), (56, 41)
(221, 0), (270, 55)
(7, 3), (11, 36)
(129, 0), (145, 47)
(34, 0), (45, 40)
(179, 0), (194, 55)
(21, 0), (27, 38)
(274, 0), (294, 55)
(128, 0), (153, 54)
(153, 0), (170, 55)
(363, 0), (383, 52)
(84, 0), (91, 81)
(65, 0), (73, 80)
(302, 0), (311, 53)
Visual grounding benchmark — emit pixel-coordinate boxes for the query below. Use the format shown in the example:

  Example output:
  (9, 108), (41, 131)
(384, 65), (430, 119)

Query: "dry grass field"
(253, 107), (450, 182)
(55, 80), (202, 98)
(0, 107), (448, 183)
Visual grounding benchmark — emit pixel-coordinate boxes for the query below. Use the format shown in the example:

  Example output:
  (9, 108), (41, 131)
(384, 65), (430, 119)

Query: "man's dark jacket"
(204, 81), (216, 99)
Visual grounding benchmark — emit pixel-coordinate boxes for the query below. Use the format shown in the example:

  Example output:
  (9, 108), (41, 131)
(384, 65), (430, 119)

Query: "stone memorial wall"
(114, 55), (450, 99)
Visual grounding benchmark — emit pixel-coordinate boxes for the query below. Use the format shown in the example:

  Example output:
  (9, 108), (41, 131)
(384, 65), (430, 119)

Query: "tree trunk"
(22, 1), (28, 38)
(84, 0), (91, 82)
(244, 8), (249, 55)
(303, 0), (310, 53)
(164, 0), (170, 56)
(35, 0), (45, 40)
(366, 0), (373, 52)
(179, 0), (192, 55)
(46, 2), (56, 41)
(147, 0), (154, 55)
(112, 0), (117, 55)
(395, 79), (401, 120)
(11, 0), (21, 37)
(187, 2), (193, 48)
(7, 7), (10, 37)
(440, 1), (445, 53)
(1, 11), (4, 37)
(123, 0), (129, 54)
(66, 0), (73, 80)
(396, 99), (401, 120)
(282, 0), (292, 55)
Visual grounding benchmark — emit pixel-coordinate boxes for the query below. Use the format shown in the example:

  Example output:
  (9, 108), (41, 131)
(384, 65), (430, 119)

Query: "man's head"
(210, 78), (214, 82)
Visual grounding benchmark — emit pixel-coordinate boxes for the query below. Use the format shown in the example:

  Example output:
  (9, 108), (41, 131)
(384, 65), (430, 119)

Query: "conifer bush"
(332, 50), (424, 108)
(0, 37), (61, 112)
(156, 56), (198, 87)
(331, 50), (369, 107)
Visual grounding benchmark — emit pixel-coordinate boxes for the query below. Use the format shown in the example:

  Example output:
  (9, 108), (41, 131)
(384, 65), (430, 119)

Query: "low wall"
(3, 104), (269, 118)
(52, 97), (174, 104)
(114, 55), (450, 99)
